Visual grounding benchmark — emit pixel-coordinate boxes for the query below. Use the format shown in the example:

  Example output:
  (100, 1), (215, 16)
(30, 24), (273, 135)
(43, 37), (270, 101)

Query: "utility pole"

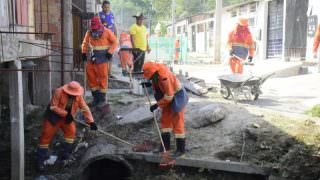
(214, 0), (222, 63)
(171, 0), (176, 68)
(171, 0), (176, 37)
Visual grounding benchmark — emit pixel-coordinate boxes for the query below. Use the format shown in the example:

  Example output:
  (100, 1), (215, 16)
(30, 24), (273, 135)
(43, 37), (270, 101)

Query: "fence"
(147, 36), (188, 64)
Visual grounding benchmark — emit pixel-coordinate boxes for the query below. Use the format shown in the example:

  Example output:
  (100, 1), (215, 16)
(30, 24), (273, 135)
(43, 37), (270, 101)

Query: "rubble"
(185, 103), (226, 128)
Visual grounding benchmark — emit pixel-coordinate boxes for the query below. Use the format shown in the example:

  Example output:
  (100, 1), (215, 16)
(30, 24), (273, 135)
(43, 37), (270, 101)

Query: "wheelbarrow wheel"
(220, 85), (231, 99)
(253, 94), (259, 100)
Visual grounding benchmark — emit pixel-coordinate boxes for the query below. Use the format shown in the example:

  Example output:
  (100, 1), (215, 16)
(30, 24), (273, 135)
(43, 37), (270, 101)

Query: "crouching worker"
(81, 16), (118, 107)
(37, 81), (97, 171)
(141, 62), (188, 157)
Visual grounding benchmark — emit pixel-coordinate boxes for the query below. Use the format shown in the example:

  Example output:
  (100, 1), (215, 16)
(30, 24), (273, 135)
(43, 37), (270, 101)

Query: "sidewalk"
(172, 59), (303, 85)
(172, 60), (320, 114)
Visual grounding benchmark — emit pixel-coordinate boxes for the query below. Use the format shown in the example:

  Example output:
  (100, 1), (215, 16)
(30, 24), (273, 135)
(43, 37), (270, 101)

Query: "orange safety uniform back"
(152, 64), (182, 108)
(313, 25), (320, 54)
(81, 28), (118, 63)
(49, 87), (94, 124)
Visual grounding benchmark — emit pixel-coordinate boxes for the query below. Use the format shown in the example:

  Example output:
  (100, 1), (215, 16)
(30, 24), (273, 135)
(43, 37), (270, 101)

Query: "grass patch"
(265, 114), (320, 147)
(305, 104), (320, 117)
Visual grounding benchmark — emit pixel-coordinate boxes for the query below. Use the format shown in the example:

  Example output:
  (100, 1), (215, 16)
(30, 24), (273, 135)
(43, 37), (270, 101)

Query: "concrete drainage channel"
(76, 144), (270, 180)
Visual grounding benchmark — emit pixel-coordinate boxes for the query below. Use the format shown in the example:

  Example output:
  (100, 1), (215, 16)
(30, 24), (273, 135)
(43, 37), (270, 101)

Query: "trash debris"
(252, 123), (261, 128)
(116, 115), (123, 120)
(44, 155), (58, 165)
(35, 175), (48, 180)
(73, 142), (89, 153)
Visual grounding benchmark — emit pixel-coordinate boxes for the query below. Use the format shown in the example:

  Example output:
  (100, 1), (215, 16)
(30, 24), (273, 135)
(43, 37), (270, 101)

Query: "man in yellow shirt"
(130, 13), (151, 73)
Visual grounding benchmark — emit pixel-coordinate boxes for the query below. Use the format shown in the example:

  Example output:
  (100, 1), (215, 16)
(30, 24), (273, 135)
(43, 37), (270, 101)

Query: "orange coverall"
(227, 26), (255, 74)
(119, 32), (133, 71)
(81, 28), (118, 93)
(313, 25), (320, 56)
(152, 65), (185, 138)
(39, 87), (94, 148)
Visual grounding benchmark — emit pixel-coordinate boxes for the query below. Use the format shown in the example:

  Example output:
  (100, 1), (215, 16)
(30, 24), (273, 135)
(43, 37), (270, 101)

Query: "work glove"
(248, 56), (253, 63)
(140, 82), (152, 88)
(65, 112), (74, 123)
(82, 53), (87, 61)
(150, 104), (158, 112)
(88, 122), (98, 131)
(106, 52), (113, 60)
(229, 50), (234, 56)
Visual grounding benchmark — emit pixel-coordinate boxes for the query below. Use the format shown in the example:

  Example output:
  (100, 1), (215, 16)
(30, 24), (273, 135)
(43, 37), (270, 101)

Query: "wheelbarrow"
(218, 73), (274, 103)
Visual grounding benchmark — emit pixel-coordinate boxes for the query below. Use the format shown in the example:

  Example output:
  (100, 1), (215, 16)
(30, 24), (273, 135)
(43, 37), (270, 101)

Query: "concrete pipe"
(77, 144), (133, 180)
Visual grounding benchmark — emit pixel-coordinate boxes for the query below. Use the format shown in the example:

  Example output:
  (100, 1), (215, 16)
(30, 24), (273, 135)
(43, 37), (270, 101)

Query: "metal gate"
(267, 0), (284, 58)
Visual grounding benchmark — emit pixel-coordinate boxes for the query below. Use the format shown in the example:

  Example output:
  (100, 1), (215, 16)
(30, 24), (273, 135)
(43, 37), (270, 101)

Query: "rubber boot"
(88, 90), (99, 107)
(97, 92), (106, 106)
(159, 132), (171, 152)
(173, 138), (185, 158)
(97, 92), (111, 113)
(36, 147), (49, 171)
(59, 142), (73, 161)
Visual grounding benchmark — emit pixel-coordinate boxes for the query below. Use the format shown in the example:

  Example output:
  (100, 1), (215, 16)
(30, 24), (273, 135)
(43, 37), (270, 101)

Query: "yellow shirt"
(129, 24), (147, 51)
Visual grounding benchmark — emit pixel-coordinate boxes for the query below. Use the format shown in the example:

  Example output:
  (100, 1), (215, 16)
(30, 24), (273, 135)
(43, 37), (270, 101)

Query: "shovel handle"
(75, 119), (133, 146)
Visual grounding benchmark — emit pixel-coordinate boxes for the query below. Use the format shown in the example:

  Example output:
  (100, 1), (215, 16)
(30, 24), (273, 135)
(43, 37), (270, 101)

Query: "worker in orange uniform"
(119, 31), (133, 76)
(36, 81), (97, 171)
(313, 24), (320, 72)
(227, 17), (255, 74)
(141, 62), (188, 157)
(81, 16), (118, 106)
(174, 39), (180, 64)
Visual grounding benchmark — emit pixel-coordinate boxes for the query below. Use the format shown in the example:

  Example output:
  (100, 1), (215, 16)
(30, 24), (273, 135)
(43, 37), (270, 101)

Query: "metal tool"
(75, 119), (133, 146)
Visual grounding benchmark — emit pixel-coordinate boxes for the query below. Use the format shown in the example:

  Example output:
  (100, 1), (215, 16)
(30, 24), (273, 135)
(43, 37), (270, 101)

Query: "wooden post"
(9, 60), (24, 180)
(214, 0), (222, 63)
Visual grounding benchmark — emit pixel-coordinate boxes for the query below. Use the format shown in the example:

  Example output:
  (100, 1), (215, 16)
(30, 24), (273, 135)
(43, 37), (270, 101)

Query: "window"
(231, 10), (237, 17)
(250, 3), (256, 13)
(16, 0), (28, 25)
(177, 26), (181, 34)
(197, 23), (204, 33)
(249, 17), (255, 27)
(239, 5), (247, 15)
(0, 1), (9, 27)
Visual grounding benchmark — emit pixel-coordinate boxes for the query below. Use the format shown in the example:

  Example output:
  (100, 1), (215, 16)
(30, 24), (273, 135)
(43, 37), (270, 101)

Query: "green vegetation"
(109, 0), (248, 33)
(305, 104), (320, 118)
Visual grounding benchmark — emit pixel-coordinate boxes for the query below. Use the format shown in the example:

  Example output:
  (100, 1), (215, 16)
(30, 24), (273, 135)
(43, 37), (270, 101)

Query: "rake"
(142, 85), (176, 168)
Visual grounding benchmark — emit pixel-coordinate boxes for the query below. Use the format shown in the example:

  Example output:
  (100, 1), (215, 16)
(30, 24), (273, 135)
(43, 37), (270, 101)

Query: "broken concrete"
(177, 75), (208, 96)
(185, 103), (226, 128)
(123, 152), (269, 176)
(117, 105), (153, 125)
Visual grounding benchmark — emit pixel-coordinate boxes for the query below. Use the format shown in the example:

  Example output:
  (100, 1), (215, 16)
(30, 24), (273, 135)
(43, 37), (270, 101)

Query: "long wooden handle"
(142, 86), (167, 153)
(75, 119), (133, 146)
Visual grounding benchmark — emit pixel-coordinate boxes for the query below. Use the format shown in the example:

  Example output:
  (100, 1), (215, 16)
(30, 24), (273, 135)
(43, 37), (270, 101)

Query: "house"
(306, 0), (320, 61)
(168, 0), (309, 63)
(0, 0), (98, 179)
(167, 12), (214, 57)
(221, 0), (308, 62)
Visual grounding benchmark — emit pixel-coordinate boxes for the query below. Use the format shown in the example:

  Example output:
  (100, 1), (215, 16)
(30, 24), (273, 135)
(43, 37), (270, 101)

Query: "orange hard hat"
(62, 81), (84, 96)
(142, 61), (160, 79)
(238, 17), (249, 27)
